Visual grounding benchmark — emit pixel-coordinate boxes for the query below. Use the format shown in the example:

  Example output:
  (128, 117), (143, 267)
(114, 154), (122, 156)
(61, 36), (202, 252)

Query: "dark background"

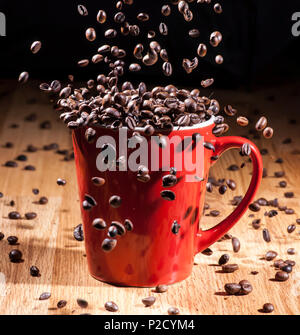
(0, 0), (300, 88)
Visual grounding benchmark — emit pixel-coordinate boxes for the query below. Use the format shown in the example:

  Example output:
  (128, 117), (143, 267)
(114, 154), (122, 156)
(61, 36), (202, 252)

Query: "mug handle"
(195, 136), (263, 253)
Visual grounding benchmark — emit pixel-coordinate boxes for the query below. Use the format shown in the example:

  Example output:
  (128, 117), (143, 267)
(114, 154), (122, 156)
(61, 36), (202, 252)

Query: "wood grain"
(0, 80), (300, 315)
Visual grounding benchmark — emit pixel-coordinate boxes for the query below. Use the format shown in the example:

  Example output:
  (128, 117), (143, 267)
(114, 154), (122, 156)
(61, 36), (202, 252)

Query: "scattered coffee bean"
(265, 251), (277, 261)
(9, 249), (23, 263)
(73, 224), (84, 241)
(25, 212), (37, 220)
(287, 248), (295, 255)
(57, 178), (66, 186)
(168, 307), (180, 315)
(224, 283), (241, 295)
(39, 196), (48, 205)
(57, 300), (67, 309)
(275, 271), (289, 282)
(161, 190), (176, 201)
(30, 41), (42, 54)
(222, 264), (239, 273)
(7, 236), (18, 245)
(30, 266), (40, 277)
(238, 280), (253, 295)
(105, 301), (119, 312)
(92, 218), (106, 230)
(0, 232), (4, 241)
(18, 72), (29, 84)
(249, 202), (260, 212)
(262, 303), (274, 313)
(142, 296), (156, 307)
(287, 224), (296, 234)
(109, 195), (122, 208)
(232, 237), (240, 253)
(218, 254), (230, 266)
(155, 285), (168, 293)
(78, 4), (88, 16)
(262, 228), (271, 243)
(39, 292), (51, 300)
(101, 238), (117, 252)
(77, 299), (88, 308)
(202, 248), (213, 256)
(8, 211), (21, 220)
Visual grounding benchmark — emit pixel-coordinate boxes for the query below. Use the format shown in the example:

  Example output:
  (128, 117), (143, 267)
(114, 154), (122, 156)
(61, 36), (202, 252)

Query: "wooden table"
(0, 80), (299, 315)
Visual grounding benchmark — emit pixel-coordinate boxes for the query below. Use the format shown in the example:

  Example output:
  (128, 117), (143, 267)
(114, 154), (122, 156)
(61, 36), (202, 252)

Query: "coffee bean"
(56, 178), (66, 186)
(73, 224), (84, 241)
(255, 116), (267, 131)
(265, 251), (277, 261)
(285, 208), (295, 215)
(101, 238), (117, 252)
(232, 237), (240, 253)
(215, 55), (224, 64)
(162, 174), (177, 187)
(284, 192), (294, 198)
(224, 105), (237, 116)
(4, 161), (18, 168)
(279, 181), (287, 188)
(237, 116), (249, 127)
(249, 202), (260, 212)
(39, 196), (48, 205)
(129, 63), (141, 72)
(238, 280), (253, 295)
(218, 254), (230, 266)
(162, 62), (172, 76)
(168, 307), (180, 315)
(262, 228), (271, 243)
(97, 10), (106, 23)
(6, 235), (18, 245)
(159, 22), (168, 35)
(161, 5), (171, 16)
(171, 220), (181, 235)
(285, 259), (296, 266)
(30, 41), (42, 54)
(78, 4), (88, 16)
(0, 232), (4, 241)
(18, 72), (29, 84)
(78, 59), (89, 67)
(228, 164), (239, 171)
(202, 248), (213, 256)
(287, 248), (295, 255)
(85, 194), (97, 207)
(57, 300), (67, 308)
(108, 226), (118, 238)
(262, 303), (274, 313)
(24, 165), (36, 171)
(263, 127), (273, 139)
(222, 264), (239, 273)
(287, 224), (296, 234)
(109, 195), (122, 208)
(218, 185), (227, 195)
(142, 296), (156, 307)
(105, 301), (119, 312)
(240, 143), (251, 156)
(85, 28), (96, 42)
(161, 190), (176, 201)
(92, 218), (106, 230)
(281, 264), (293, 273)
(30, 265), (40, 277)
(224, 283), (241, 295)
(8, 211), (21, 220)
(9, 249), (23, 263)
(91, 177), (105, 186)
(197, 43), (207, 57)
(137, 12), (149, 21)
(39, 292), (51, 300)
(214, 3), (223, 14)
(111, 221), (126, 236)
(297, 218), (300, 224)
(189, 29), (200, 38)
(124, 219), (133, 231)
(155, 284), (168, 293)
(210, 210), (220, 217)
(275, 271), (289, 281)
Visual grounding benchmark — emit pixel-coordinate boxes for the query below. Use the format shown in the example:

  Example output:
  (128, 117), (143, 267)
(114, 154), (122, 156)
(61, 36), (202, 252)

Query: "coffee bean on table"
(101, 238), (117, 252)
(74, 224), (84, 241)
(8, 211), (21, 220)
(218, 254), (230, 266)
(238, 280), (253, 295)
(287, 224), (296, 234)
(249, 202), (260, 212)
(77, 299), (88, 308)
(279, 181), (287, 188)
(30, 41), (42, 54)
(4, 161), (18, 168)
(0, 232), (4, 241)
(224, 283), (241, 295)
(226, 179), (236, 190)
(285, 208), (295, 215)
(287, 248), (295, 255)
(142, 296), (156, 307)
(7, 236), (18, 245)
(105, 301), (119, 312)
(281, 264), (293, 273)
(168, 307), (180, 315)
(202, 248), (213, 256)
(30, 265), (40, 277)
(275, 271), (289, 282)
(155, 285), (168, 293)
(219, 185), (227, 195)
(39, 292), (51, 300)
(57, 300), (67, 309)
(92, 218), (106, 230)
(265, 251), (277, 261)
(39, 196), (48, 205)
(222, 264), (239, 273)
(9, 249), (23, 263)
(262, 303), (274, 313)
(232, 237), (240, 253)
(284, 192), (294, 198)
(25, 212), (37, 220)
(274, 171), (285, 178)
(161, 190), (176, 201)
(56, 178), (66, 186)
(32, 188), (39, 195)
(262, 228), (271, 243)
(109, 195), (122, 208)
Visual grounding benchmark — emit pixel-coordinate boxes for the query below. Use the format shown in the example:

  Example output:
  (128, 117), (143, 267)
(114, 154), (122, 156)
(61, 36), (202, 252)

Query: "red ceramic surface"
(72, 118), (263, 287)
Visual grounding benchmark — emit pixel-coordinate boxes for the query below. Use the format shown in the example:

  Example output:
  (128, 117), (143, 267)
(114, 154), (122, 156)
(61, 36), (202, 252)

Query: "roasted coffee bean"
(24, 165), (36, 171)
(8, 211), (21, 219)
(218, 254), (230, 266)
(161, 5), (171, 16)
(4, 161), (18, 168)
(224, 105), (237, 116)
(168, 307), (180, 315)
(109, 195), (122, 208)
(56, 178), (66, 186)
(39, 292), (51, 300)
(114, 11), (126, 24)
(162, 174), (177, 187)
(159, 22), (168, 35)
(297, 218), (300, 224)
(226, 179), (236, 190)
(287, 224), (296, 234)
(91, 177), (105, 186)
(215, 55), (224, 64)
(218, 185), (227, 195)
(105, 29), (117, 38)
(222, 264), (239, 273)
(124, 219), (133, 231)
(97, 10), (106, 23)
(85, 128), (96, 143)
(30, 41), (42, 54)
(18, 71), (29, 84)
(224, 283), (241, 295)
(85, 194), (97, 207)
(263, 228), (271, 243)
(78, 4), (88, 16)
(275, 271), (289, 282)
(161, 190), (176, 201)
(189, 29), (200, 38)
(228, 164), (239, 171)
(287, 248), (295, 255)
(285, 259), (296, 266)
(274, 171), (285, 178)
(7, 236), (18, 245)
(92, 54), (104, 64)
(285, 208), (295, 215)
(92, 218), (106, 230)
(78, 59), (89, 67)
(85, 28), (96, 42)
(101, 238), (117, 252)
(57, 300), (67, 309)
(108, 226), (118, 238)
(240, 143), (251, 156)
(281, 264), (293, 273)
(162, 62), (172, 76)
(30, 265), (40, 277)
(249, 202), (260, 212)
(237, 116), (249, 127)
(263, 127), (273, 139)
(111, 221), (126, 236)
(238, 280), (253, 295)
(77, 299), (88, 308)
(210, 31), (222, 47)
(210, 210), (220, 217)
(171, 221), (181, 235)
(279, 181), (287, 188)
(255, 116), (267, 131)
(284, 192), (294, 198)
(214, 3), (223, 14)
(129, 63), (141, 72)
(142, 296), (156, 307)
(262, 303), (274, 313)
(274, 259), (285, 268)
(257, 198), (268, 206)
(39, 196), (48, 205)
(197, 43), (207, 57)
(265, 251), (277, 261)
(137, 12), (149, 21)
(232, 237), (240, 253)
(105, 301), (119, 312)
(73, 224), (84, 241)
(0, 232), (4, 241)
(155, 285), (168, 293)
(9, 249), (23, 263)
(203, 142), (215, 151)
(202, 248), (213, 256)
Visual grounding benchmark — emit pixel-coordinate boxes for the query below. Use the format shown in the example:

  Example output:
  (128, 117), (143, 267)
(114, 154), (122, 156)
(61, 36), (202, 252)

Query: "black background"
(0, 0), (299, 88)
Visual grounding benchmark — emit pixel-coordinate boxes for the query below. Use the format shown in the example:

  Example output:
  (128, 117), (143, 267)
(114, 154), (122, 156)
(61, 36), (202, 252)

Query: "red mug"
(72, 117), (263, 287)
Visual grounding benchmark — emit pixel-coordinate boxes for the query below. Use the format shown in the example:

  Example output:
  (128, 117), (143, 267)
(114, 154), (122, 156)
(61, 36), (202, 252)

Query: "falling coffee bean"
(92, 218), (107, 230)
(124, 219), (134, 231)
(73, 224), (84, 241)
(171, 220), (181, 235)
(101, 238), (117, 252)
(109, 195), (122, 208)
(91, 177), (105, 186)
(161, 190), (176, 201)
(30, 41), (42, 54)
